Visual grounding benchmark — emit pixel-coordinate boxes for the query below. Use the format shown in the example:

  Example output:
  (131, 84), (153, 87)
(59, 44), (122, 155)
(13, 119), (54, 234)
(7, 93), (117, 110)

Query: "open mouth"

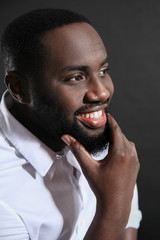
(77, 109), (107, 128)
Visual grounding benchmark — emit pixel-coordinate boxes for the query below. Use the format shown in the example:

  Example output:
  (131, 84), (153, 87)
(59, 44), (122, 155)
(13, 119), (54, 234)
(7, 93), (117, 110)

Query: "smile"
(77, 109), (107, 128)
(80, 110), (103, 119)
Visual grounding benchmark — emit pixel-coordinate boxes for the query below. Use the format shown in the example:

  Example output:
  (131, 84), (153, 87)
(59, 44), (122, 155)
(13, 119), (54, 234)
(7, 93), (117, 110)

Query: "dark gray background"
(0, 0), (159, 239)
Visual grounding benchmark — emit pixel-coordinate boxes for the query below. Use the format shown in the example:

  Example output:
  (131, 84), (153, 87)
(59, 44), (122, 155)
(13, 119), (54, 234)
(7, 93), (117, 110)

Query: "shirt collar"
(0, 91), (57, 177)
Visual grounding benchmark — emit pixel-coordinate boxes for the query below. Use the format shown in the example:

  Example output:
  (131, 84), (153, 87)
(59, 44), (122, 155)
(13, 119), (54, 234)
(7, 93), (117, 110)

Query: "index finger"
(107, 113), (125, 149)
(61, 134), (97, 172)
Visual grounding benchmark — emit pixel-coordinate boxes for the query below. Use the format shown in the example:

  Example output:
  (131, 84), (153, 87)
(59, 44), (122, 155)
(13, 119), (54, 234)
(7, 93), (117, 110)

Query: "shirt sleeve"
(125, 184), (142, 229)
(0, 200), (29, 240)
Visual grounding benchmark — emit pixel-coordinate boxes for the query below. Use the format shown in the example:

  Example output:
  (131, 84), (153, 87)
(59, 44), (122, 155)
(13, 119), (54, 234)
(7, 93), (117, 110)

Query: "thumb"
(61, 134), (96, 173)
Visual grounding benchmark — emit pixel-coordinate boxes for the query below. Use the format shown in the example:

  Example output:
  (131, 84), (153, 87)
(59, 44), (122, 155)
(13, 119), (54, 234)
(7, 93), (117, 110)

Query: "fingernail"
(61, 135), (71, 146)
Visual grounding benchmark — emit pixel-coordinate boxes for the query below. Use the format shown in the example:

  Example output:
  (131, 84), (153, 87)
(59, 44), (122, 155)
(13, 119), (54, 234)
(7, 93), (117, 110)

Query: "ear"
(5, 72), (31, 104)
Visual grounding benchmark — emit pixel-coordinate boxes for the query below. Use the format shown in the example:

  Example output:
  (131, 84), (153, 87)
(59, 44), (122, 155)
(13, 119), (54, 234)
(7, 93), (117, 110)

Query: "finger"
(129, 141), (139, 159)
(107, 113), (125, 148)
(61, 134), (96, 173)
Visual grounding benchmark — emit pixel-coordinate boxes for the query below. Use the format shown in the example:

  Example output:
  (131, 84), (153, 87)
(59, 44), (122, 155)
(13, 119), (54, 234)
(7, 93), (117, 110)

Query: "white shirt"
(0, 91), (142, 240)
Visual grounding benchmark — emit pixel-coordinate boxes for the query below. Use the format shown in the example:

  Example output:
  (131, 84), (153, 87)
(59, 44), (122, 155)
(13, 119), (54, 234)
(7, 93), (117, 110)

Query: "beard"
(31, 89), (110, 155)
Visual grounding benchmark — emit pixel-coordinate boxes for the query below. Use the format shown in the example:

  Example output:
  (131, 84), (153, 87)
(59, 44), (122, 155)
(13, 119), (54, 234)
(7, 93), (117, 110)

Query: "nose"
(84, 76), (111, 103)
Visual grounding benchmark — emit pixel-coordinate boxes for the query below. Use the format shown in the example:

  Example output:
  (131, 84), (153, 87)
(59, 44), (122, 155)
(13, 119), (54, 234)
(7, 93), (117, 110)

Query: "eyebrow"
(61, 65), (89, 73)
(61, 57), (108, 73)
(100, 57), (108, 67)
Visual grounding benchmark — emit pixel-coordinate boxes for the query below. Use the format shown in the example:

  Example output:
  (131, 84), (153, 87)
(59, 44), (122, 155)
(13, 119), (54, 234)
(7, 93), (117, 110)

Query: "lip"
(77, 104), (108, 115)
(77, 109), (107, 129)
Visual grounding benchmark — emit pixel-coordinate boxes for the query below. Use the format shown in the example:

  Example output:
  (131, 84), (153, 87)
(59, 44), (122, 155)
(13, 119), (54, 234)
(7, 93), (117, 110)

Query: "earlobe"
(5, 72), (30, 104)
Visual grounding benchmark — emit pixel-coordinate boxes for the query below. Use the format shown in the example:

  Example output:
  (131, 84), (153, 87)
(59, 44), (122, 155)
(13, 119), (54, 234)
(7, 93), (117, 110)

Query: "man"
(0, 8), (142, 240)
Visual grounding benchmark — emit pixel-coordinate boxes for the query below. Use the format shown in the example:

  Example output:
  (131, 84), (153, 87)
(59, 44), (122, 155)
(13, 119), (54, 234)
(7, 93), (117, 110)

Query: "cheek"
(54, 87), (84, 120)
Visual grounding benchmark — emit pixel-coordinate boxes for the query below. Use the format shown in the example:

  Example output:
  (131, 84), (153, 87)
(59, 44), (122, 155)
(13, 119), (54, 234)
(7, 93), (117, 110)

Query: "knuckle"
(113, 123), (118, 130)
(130, 151), (136, 159)
(116, 148), (138, 164)
(72, 142), (82, 156)
(114, 123), (121, 133)
(130, 141), (135, 147)
(119, 150), (126, 158)
(130, 152), (140, 170)
(129, 151), (138, 164)
(115, 150), (126, 162)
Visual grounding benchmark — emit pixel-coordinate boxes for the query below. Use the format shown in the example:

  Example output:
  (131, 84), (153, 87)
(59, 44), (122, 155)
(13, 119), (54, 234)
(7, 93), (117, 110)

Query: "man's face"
(30, 23), (114, 154)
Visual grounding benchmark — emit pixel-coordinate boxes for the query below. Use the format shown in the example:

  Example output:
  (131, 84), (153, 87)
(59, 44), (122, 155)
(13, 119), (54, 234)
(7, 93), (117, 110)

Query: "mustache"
(74, 99), (110, 116)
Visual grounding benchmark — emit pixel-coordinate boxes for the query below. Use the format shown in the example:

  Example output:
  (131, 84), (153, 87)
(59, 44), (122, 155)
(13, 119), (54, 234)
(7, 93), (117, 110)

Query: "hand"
(62, 114), (140, 228)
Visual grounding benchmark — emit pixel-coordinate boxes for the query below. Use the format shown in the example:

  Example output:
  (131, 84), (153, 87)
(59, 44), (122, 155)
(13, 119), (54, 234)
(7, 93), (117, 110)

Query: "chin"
(69, 122), (109, 155)
(77, 121), (106, 137)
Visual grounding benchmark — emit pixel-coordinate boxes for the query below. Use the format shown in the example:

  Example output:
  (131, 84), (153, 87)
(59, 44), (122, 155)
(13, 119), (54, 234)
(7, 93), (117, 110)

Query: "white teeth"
(98, 110), (102, 118)
(94, 112), (99, 119)
(81, 110), (103, 119)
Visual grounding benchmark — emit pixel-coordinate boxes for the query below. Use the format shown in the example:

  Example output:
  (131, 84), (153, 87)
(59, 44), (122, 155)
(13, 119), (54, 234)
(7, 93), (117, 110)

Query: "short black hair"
(1, 8), (90, 80)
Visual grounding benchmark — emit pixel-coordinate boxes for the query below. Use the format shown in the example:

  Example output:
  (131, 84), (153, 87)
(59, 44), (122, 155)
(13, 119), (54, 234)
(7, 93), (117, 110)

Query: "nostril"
(84, 87), (110, 103)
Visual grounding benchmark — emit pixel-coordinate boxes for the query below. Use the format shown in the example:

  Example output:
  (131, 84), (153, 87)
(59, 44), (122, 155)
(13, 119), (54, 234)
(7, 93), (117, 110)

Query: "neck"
(10, 101), (65, 152)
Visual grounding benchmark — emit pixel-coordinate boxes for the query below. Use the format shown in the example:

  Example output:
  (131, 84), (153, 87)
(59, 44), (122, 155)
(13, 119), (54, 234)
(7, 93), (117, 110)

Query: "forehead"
(41, 23), (107, 69)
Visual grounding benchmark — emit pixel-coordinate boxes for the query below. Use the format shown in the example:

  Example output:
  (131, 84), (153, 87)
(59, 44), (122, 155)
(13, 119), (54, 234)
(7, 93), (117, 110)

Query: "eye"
(98, 67), (110, 77)
(64, 74), (85, 82)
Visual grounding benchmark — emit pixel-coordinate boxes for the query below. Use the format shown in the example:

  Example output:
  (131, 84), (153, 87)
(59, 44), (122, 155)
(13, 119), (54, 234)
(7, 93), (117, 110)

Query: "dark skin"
(5, 23), (139, 239)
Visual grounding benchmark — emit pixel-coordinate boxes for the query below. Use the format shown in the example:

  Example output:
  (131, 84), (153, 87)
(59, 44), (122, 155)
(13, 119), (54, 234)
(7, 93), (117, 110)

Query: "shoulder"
(0, 129), (27, 172)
